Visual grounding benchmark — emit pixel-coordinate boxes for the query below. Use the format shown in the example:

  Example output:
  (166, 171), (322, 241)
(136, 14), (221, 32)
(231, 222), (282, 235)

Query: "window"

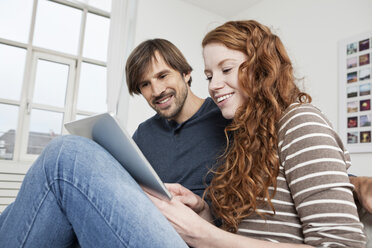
(83, 13), (111, 61)
(0, 44), (26, 101)
(33, 0), (82, 55)
(0, 104), (19, 160)
(0, 0), (111, 163)
(77, 62), (107, 113)
(0, 0), (33, 43)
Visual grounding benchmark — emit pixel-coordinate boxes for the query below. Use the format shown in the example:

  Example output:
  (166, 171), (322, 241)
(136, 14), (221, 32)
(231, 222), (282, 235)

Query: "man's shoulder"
(136, 114), (164, 133)
(197, 97), (220, 117)
(138, 114), (160, 126)
(197, 97), (229, 124)
(203, 97), (218, 110)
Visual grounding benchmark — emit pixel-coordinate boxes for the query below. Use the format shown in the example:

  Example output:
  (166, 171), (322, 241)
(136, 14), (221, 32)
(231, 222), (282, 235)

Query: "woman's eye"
(222, 68), (232, 73)
(205, 76), (212, 82)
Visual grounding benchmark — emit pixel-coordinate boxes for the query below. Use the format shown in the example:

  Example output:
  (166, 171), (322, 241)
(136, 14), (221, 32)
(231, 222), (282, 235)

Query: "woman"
(149, 20), (367, 247)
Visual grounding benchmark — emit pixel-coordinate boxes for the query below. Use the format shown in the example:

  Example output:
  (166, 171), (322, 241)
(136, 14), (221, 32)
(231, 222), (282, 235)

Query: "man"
(126, 38), (230, 198)
(126, 38), (372, 212)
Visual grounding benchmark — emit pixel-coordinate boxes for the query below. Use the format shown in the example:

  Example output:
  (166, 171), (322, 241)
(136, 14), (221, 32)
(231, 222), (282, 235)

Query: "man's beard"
(153, 84), (188, 120)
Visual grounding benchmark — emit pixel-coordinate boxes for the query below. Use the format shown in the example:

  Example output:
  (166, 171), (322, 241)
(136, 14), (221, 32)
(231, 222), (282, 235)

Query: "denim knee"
(45, 135), (97, 155)
(38, 135), (105, 184)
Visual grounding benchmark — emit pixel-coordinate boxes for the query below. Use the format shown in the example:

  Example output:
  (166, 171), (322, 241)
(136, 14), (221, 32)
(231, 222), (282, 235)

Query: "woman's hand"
(164, 183), (213, 222)
(147, 184), (314, 248)
(148, 191), (314, 248)
(146, 188), (214, 246)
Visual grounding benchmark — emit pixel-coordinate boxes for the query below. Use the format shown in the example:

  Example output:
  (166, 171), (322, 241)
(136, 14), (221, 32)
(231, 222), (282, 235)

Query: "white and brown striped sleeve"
(278, 103), (367, 247)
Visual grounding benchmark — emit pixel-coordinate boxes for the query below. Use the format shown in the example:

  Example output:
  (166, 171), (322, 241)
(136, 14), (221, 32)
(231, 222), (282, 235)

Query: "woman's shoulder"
(280, 103), (324, 120)
(278, 103), (332, 133)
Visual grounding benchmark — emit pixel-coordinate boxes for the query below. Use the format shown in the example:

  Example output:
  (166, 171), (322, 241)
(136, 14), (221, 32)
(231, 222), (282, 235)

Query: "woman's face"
(203, 43), (247, 119)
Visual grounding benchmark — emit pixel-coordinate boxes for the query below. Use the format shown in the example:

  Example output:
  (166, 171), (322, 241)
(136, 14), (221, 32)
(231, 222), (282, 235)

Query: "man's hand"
(350, 176), (372, 214)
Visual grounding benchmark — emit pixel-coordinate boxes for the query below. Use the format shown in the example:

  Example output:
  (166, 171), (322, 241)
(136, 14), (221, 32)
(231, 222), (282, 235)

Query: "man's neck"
(172, 91), (204, 124)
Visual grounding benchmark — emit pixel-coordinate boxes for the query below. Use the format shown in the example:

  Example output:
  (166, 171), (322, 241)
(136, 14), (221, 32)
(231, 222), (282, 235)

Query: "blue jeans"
(0, 135), (188, 247)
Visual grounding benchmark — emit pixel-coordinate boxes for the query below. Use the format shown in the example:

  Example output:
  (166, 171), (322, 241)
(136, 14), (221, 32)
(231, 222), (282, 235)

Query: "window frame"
(20, 52), (76, 161)
(0, 0), (111, 165)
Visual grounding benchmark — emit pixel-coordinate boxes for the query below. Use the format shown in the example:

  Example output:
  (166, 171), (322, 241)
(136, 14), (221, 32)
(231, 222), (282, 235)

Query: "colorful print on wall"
(339, 31), (372, 152)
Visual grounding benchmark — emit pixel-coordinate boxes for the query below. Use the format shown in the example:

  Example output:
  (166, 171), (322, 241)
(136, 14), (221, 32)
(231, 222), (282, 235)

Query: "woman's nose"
(209, 75), (224, 91)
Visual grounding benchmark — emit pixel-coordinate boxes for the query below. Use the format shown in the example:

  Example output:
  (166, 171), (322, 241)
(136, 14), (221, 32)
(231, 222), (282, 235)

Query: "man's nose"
(151, 81), (166, 97)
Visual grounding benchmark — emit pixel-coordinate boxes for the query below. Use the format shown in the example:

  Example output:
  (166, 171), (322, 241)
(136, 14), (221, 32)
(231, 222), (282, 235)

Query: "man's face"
(139, 52), (190, 121)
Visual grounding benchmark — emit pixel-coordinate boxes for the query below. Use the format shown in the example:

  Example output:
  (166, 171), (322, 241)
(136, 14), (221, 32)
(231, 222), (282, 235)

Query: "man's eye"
(139, 82), (149, 88)
(159, 74), (167, 79)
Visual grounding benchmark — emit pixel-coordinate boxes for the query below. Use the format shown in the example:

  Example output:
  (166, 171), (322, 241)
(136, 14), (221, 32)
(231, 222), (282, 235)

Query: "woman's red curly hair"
(202, 20), (311, 232)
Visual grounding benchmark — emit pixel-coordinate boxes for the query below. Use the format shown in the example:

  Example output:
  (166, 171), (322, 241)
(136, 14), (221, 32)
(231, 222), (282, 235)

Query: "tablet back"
(64, 113), (172, 200)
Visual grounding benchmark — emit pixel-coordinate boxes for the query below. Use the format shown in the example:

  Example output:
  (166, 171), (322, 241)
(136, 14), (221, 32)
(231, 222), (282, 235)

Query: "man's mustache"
(152, 91), (175, 105)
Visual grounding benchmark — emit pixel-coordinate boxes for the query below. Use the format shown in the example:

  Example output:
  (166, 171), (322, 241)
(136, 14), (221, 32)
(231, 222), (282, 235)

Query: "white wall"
(126, 0), (225, 135)
(234, 0), (372, 176)
(126, 0), (372, 176)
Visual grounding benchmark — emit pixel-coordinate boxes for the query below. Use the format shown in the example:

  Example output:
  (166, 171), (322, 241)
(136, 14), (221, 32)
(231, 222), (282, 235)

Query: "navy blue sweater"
(133, 98), (230, 197)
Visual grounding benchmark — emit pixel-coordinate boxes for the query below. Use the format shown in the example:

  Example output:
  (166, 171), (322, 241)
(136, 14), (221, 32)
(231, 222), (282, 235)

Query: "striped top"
(237, 103), (367, 247)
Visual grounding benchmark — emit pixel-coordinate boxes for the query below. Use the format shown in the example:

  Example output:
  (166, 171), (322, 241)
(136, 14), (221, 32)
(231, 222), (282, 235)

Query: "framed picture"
(339, 31), (372, 153)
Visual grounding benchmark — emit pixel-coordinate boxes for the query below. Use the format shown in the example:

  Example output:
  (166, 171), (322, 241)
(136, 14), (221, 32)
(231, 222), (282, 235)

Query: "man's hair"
(125, 39), (193, 95)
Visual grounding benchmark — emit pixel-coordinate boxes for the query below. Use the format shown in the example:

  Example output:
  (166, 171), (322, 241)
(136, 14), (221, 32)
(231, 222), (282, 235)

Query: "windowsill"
(0, 160), (33, 173)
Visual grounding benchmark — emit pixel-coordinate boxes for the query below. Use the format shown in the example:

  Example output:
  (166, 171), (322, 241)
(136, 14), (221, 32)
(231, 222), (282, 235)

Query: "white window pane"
(0, 44), (26, 101)
(77, 63), (107, 113)
(33, 0), (82, 55)
(0, 104), (19, 160)
(72, 0), (112, 12)
(83, 13), (110, 61)
(88, 0), (111, 12)
(33, 59), (69, 107)
(27, 109), (63, 155)
(0, 0), (33, 43)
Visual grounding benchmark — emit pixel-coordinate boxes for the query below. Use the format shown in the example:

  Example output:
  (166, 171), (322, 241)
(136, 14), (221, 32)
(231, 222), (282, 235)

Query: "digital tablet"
(64, 113), (172, 201)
